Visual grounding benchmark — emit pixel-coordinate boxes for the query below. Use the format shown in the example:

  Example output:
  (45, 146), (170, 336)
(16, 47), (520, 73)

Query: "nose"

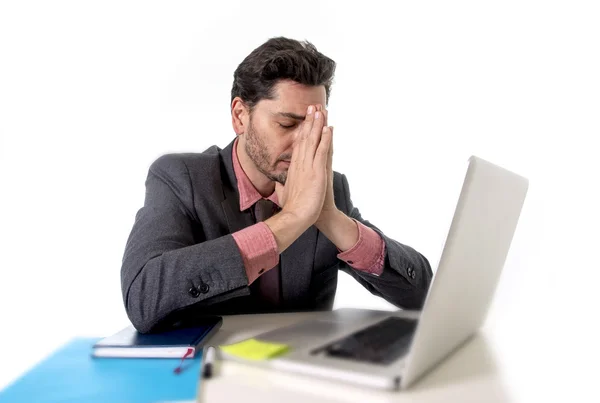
(287, 134), (299, 151)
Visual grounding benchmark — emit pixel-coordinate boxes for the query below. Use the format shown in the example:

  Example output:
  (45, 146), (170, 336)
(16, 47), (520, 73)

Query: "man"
(121, 37), (433, 333)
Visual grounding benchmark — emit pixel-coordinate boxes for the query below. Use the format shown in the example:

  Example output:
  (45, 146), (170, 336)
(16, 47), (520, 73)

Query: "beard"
(245, 118), (289, 185)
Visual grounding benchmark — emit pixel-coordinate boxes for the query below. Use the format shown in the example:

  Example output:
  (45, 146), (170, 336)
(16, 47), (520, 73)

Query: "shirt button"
(411, 272), (416, 279)
(188, 287), (200, 298)
(258, 268), (265, 274)
(199, 283), (210, 294)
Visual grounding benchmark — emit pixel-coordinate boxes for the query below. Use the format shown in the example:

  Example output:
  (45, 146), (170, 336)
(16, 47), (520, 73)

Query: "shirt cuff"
(232, 222), (280, 285)
(337, 219), (385, 276)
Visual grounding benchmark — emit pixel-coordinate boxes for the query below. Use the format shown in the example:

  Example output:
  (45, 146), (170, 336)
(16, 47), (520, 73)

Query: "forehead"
(260, 80), (327, 115)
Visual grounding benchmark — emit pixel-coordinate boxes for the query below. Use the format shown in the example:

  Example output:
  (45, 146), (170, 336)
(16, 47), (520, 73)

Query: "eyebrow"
(274, 112), (305, 121)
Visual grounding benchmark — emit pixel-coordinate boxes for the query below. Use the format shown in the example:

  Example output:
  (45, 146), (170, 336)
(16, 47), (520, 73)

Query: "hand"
(309, 106), (359, 251)
(314, 105), (337, 227)
(268, 104), (356, 254)
(275, 104), (331, 227)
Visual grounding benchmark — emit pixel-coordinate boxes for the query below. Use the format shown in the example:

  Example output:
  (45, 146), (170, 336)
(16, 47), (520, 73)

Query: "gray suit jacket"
(121, 138), (433, 333)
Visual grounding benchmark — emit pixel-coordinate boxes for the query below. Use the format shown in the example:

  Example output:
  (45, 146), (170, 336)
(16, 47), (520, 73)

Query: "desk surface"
(198, 308), (598, 403)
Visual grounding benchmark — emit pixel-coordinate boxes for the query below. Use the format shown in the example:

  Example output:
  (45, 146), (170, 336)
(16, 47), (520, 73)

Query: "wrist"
(281, 206), (317, 229)
(315, 207), (342, 231)
(316, 209), (359, 251)
(265, 210), (311, 253)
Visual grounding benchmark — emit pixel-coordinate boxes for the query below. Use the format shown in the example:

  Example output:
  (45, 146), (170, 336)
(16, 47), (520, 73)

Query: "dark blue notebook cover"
(93, 318), (222, 357)
(95, 325), (215, 348)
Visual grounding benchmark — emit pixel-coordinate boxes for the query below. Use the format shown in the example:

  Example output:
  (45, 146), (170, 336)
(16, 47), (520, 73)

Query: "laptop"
(235, 155), (529, 390)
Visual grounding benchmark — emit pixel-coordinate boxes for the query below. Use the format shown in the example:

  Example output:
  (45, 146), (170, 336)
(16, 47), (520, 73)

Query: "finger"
(307, 105), (325, 163)
(275, 182), (286, 206)
(301, 105), (315, 141)
(316, 104), (328, 126)
(314, 125), (332, 168)
(293, 105), (314, 165)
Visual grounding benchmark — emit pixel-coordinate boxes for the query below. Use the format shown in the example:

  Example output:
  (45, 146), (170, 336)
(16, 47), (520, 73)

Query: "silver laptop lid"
(401, 156), (529, 389)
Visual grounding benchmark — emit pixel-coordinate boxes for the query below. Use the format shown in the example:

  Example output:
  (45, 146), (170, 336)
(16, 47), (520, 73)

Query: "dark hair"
(231, 37), (336, 111)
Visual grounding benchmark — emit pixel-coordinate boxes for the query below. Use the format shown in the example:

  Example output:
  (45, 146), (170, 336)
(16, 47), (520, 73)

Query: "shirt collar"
(232, 136), (280, 211)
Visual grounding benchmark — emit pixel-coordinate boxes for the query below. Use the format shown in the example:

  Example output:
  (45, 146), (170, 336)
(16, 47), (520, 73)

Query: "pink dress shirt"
(230, 137), (385, 284)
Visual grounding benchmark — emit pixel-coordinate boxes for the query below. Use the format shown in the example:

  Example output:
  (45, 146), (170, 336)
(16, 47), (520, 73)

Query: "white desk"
(198, 308), (597, 403)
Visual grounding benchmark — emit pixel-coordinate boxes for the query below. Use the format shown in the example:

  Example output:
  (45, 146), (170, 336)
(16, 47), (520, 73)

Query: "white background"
(1, 0), (599, 400)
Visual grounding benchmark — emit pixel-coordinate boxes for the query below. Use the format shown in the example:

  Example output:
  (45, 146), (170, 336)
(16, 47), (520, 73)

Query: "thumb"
(275, 182), (286, 206)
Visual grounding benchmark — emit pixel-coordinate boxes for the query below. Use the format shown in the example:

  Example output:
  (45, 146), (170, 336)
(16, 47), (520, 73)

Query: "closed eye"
(279, 123), (296, 129)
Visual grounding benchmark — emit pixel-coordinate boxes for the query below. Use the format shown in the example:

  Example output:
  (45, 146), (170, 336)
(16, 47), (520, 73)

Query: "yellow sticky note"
(220, 338), (290, 361)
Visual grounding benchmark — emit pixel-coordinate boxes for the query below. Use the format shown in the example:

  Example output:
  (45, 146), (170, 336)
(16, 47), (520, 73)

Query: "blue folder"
(0, 338), (203, 403)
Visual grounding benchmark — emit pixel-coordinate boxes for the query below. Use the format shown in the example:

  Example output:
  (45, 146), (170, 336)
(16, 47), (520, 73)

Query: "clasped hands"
(274, 104), (337, 229)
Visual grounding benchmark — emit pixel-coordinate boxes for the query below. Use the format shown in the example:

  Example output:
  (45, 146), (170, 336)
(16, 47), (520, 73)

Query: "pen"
(202, 346), (216, 378)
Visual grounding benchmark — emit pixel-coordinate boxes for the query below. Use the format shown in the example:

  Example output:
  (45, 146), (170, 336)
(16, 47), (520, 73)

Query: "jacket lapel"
(219, 139), (254, 233)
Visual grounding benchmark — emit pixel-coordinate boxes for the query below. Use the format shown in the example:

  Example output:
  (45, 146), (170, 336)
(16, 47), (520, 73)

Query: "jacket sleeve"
(120, 154), (250, 333)
(336, 173), (434, 310)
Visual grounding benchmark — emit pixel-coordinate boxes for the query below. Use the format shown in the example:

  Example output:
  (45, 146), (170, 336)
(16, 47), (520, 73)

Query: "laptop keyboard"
(315, 317), (418, 365)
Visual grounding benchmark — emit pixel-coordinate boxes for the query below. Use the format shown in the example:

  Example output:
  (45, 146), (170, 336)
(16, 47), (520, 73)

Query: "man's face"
(244, 80), (327, 184)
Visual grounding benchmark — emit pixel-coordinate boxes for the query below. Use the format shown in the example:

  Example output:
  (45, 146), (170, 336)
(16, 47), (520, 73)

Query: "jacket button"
(188, 287), (200, 298)
(199, 283), (209, 294)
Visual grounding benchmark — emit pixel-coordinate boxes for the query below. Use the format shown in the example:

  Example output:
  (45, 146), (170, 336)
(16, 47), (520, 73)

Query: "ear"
(231, 97), (250, 136)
